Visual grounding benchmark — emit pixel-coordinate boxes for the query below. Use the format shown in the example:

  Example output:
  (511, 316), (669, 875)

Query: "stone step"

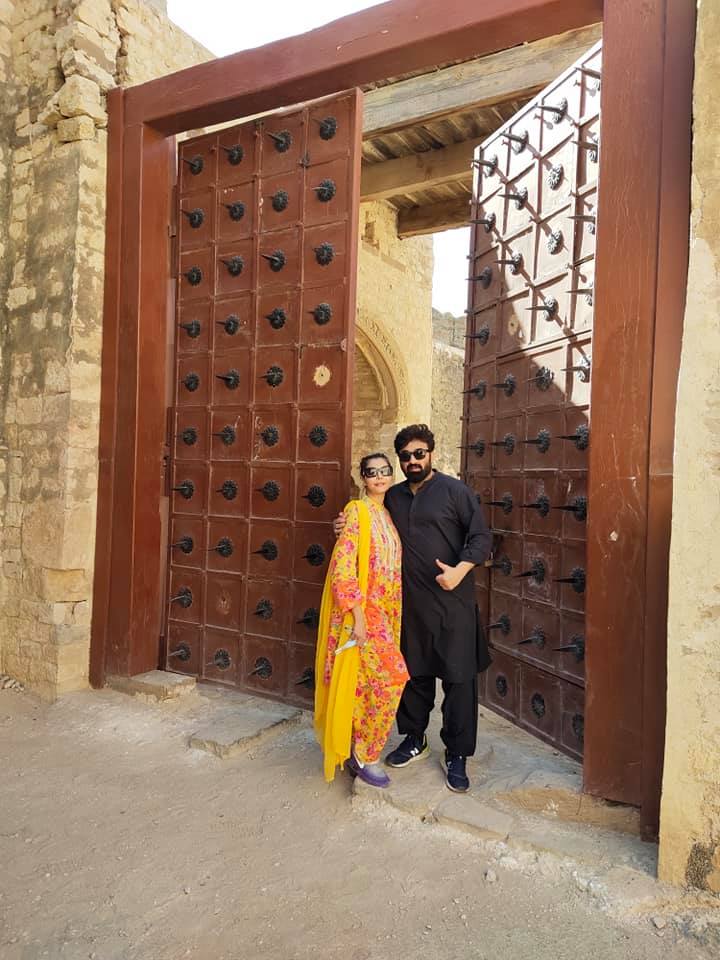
(189, 699), (302, 759)
(107, 670), (197, 702)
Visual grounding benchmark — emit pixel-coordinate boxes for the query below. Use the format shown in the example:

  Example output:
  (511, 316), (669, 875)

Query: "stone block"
(37, 96), (63, 129)
(74, 0), (114, 38)
(189, 703), (302, 758)
(435, 795), (516, 841)
(57, 75), (105, 123)
(57, 115), (96, 142)
(55, 640), (90, 686)
(42, 568), (90, 603)
(107, 670), (197, 702)
(60, 47), (116, 93)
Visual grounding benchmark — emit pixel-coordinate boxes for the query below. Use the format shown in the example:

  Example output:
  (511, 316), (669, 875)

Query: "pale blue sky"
(167, 0), (470, 316)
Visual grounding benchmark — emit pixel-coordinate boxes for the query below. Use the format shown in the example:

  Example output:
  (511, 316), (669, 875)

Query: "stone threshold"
(106, 670), (302, 756)
(351, 708), (720, 932)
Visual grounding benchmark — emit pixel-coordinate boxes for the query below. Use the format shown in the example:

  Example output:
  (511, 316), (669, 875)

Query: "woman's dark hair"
(359, 451), (393, 477)
(393, 423), (435, 455)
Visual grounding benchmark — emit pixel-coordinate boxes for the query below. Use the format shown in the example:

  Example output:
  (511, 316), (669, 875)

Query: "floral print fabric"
(323, 499), (408, 764)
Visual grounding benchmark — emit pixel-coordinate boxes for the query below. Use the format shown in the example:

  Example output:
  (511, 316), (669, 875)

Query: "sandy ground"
(0, 687), (716, 960)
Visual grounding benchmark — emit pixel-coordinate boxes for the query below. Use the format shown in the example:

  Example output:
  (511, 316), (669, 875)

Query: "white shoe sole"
(385, 745), (430, 768)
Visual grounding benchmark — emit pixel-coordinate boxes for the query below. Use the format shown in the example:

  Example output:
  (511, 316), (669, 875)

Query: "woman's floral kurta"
(323, 498), (408, 764)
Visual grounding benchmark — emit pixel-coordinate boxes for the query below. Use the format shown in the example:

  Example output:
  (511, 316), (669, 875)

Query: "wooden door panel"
(465, 47), (601, 759)
(165, 90), (362, 706)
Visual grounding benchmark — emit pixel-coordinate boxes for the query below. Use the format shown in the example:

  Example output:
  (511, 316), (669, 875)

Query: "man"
(336, 424), (492, 792)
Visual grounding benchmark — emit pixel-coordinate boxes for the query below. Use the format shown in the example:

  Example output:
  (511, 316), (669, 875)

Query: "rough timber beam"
(397, 197), (471, 237)
(360, 140), (478, 202)
(362, 22), (602, 137)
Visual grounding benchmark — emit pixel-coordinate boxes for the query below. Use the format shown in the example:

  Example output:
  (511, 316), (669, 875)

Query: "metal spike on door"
(220, 144), (244, 165)
(486, 493), (513, 514)
(168, 643), (191, 662)
(217, 314), (240, 335)
(181, 208), (205, 228)
(554, 567), (586, 593)
(224, 201), (245, 221)
(179, 320), (201, 338)
(503, 130), (529, 153)
(525, 298), (558, 318)
(261, 250), (287, 272)
(169, 587), (193, 608)
(220, 256), (244, 276)
(487, 614), (511, 634)
(250, 656), (273, 679)
(489, 556), (512, 576)
(267, 129), (292, 152)
(537, 97), (568, 123)
(554, 635), (586, 661)
(472, 154), (498, 174)
(515, 558), (546, 583)
(519, 627), (546, 647)
(522, 429), (552, 453)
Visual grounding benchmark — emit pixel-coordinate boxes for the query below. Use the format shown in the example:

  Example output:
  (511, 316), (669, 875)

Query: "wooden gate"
(463, 43), (602, 759)
(164, 91), (362, 706)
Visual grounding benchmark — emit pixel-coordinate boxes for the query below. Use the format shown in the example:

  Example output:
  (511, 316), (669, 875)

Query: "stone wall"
(658, 0), (720, 893)
(430, 308), (465, 476)
(430, 340), (464, 477)
(432, 308), (465, 350)
(353, 201), (434, 485)
(0, 0), (211, 699)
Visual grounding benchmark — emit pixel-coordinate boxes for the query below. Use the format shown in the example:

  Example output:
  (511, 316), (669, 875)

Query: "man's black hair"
(359, 451), (393, 477)
(393, 423), (435, 455)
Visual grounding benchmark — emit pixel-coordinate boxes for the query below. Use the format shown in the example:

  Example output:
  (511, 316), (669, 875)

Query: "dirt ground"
(0, 687), (716, 960)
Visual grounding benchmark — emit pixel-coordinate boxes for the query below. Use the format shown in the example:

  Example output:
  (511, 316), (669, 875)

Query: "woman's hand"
(351, 607), (367, 648)
(332, 511), (347, 538)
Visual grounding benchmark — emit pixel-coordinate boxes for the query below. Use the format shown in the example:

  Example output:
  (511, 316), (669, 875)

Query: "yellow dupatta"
(313, 499), (371, 782)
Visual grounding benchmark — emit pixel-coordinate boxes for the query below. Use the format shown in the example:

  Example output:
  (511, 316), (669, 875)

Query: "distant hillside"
(432, 308), (466, 349)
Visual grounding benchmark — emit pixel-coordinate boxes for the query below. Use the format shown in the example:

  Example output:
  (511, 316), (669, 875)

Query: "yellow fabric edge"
(313, 499), (371, 782)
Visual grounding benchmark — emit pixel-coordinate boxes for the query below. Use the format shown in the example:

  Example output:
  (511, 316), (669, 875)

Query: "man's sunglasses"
(363, 466), (394, 478)
(398, 448), (430, 463)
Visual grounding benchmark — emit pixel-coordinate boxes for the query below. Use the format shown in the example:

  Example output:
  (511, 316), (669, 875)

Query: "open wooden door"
(462, 44), (602, 762)
(164, 90), (362, 706)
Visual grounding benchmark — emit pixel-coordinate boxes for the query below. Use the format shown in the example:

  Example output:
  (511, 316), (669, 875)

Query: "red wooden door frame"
(90, 0), (694, 835)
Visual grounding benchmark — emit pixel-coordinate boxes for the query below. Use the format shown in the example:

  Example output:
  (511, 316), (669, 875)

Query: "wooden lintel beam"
(125, 0), (603, 131)
(360, 140), (477, 202)
(397, 197), (471, 238)
(362, 22), (602, 138)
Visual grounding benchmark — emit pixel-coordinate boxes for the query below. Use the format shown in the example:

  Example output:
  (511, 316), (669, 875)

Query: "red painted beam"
(125, 0), (602, 133)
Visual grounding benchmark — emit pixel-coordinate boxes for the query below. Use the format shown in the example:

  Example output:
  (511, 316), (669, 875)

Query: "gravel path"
(0, 688), (715, 960)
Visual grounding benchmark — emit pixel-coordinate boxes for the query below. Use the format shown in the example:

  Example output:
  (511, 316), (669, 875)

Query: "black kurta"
(384, 471), (492, 683)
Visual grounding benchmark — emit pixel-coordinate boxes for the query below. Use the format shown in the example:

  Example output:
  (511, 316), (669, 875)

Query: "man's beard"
(404, 461), (432, 484)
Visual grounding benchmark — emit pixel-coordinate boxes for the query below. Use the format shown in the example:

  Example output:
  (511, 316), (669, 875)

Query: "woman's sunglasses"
(363, 466), (394, 478)
(398, 448), (430, 463)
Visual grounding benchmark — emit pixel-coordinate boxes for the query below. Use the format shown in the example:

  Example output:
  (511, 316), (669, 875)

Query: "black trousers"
(396, 675), (478, 757)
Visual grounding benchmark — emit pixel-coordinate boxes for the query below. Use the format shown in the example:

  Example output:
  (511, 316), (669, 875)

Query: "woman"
(314, 453), (408, 787)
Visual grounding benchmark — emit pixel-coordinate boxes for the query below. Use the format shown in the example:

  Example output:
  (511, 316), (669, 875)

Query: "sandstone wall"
(430, 340), (464, 477)
(0, 0), (211, 699)
(658, 0), (720, 893)
(354, 201), (434, 485)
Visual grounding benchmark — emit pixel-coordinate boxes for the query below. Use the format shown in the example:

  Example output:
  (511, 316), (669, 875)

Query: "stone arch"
(350, 327), (405, 489)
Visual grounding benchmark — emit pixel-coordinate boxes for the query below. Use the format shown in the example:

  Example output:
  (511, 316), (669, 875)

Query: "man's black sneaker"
(385, 734), (429, 768)
(444, 751), (470, 792)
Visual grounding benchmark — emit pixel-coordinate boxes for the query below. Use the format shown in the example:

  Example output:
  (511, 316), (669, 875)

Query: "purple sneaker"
(347, 754), (391, 788)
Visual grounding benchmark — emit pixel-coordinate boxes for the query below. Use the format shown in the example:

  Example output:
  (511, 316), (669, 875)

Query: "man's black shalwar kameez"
(384, 471), (492, 757)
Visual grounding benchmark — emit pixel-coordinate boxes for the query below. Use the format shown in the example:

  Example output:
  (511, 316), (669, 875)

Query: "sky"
(167, 0), (470, 317)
